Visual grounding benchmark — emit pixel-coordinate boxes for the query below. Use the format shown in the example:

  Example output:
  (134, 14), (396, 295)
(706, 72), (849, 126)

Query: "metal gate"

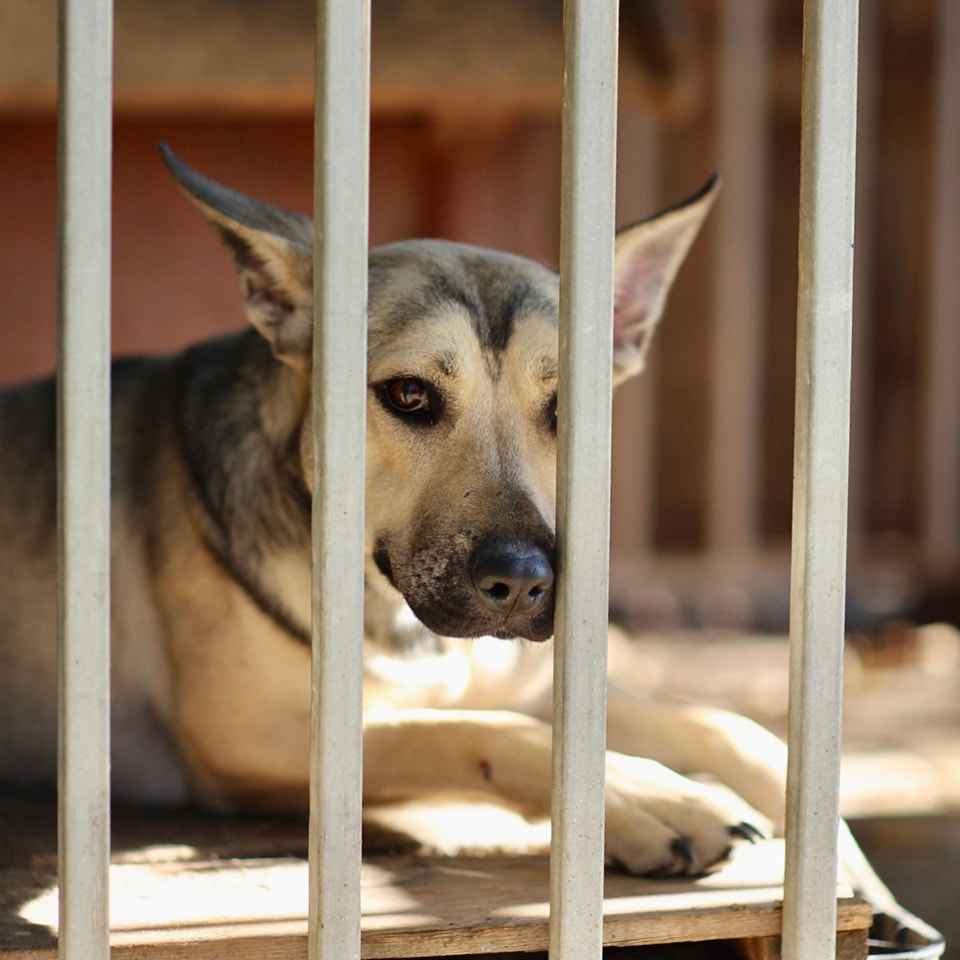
(56, 0), (868, 958)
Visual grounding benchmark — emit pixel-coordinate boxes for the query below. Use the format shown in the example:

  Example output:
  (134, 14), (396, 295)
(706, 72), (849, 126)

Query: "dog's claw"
(603, 755), (769, 878)
(727, 821), (766, 844)
(745, 821), (768, 841)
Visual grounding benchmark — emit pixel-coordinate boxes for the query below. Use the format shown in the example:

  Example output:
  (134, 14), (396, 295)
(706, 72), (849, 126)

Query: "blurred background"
(0, 0), (957, 952)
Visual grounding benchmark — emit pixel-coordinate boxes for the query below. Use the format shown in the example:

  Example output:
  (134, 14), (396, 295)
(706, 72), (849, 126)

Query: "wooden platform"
(0, 798), (871, 960)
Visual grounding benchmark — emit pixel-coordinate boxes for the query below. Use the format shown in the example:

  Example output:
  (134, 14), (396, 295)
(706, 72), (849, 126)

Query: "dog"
(1, 147), (804, 879)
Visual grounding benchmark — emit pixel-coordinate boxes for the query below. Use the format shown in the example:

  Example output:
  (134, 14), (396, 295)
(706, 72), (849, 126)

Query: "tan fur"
(1, 156), (783, 878)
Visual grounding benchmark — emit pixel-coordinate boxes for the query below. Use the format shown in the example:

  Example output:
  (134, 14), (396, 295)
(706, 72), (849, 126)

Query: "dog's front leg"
(604, 691), (788, 832)
(363, 708), (765, 876)
(604, 690), (924, 920)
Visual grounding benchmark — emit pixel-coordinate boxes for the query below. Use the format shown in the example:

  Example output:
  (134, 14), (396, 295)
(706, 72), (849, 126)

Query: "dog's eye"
(378, 377), (440, 425)
(546, 393), (558, 433)
(386, 378), (429, 412)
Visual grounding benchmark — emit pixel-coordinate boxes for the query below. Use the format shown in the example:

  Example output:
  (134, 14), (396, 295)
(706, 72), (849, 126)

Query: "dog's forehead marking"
(506, 311), (560, 379)
(366, 310), (486, 391)
(368, 240), (559, 376)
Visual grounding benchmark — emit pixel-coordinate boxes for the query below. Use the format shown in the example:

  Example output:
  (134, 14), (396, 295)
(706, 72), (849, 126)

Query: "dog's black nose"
(471, 538), (554, 615)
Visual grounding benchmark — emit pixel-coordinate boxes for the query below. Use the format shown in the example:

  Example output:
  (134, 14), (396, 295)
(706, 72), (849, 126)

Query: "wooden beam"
(611, 112), (660, 559)
(923, 0), (960, 574)
(2, 842), (871, 960)
(708, 0), (770, 556)
(737, 929), (868, 960)
(0, 0), (698, 118)
(847, 0), (879, 563)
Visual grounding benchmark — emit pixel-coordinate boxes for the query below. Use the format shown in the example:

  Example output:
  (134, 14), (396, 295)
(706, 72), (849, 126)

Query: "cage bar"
(708, 0), (769, 556)
(56, 0), (114, 958)
(549, 1), (619, 958)
(308, 1), (370, 958)
(924, 0), (960, 575)
(782, 3), (859, 960)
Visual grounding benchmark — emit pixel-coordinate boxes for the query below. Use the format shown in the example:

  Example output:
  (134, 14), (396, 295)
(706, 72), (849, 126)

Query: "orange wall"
(0, 114), (447, 386)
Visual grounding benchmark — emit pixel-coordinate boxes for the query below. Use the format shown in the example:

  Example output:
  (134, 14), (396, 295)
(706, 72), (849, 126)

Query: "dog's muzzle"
(470, 537), (555, 636)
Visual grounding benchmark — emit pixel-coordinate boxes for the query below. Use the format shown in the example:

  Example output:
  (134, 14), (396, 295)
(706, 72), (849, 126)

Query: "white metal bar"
(549, 1), (619, 958)
(848, 0), (879, 562)
(56, 0), (113, 957)
(308, 0), (370, 957)
(611, 113), (659, 558)
(924, 0), (960, 575)
(782, 2), (859, 960)
(708, 0), (769, 555)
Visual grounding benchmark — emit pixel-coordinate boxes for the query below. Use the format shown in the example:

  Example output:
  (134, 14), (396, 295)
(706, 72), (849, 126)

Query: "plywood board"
(1, 840), (870, 960)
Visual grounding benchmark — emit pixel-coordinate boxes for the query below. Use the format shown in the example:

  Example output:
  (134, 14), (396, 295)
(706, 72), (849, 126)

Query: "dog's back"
(0, 357), (192, 804)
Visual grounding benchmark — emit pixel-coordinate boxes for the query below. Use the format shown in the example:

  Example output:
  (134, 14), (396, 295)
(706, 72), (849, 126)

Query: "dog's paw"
(602, 754), (771, 877)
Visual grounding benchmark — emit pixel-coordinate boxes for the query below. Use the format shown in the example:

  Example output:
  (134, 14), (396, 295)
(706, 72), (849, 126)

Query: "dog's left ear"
(612, 175), (719, 384)
(160, 144), (314, 371)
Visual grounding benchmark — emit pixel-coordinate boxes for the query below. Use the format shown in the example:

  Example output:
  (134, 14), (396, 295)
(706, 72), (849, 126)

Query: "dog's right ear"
(611, 175), (719, 384)
(160, 144), (314, 371)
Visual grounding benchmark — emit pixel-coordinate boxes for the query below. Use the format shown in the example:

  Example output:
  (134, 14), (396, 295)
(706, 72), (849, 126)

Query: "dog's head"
(161, 145), (716, 642)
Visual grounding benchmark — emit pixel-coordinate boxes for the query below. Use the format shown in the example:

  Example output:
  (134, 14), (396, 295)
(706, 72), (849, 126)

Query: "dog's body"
(0, 150), (791, 878)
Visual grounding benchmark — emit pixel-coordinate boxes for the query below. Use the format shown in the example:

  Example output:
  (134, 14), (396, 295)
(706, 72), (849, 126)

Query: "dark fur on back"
(0, 332), (313, 648)
(173, 330), (312, 643)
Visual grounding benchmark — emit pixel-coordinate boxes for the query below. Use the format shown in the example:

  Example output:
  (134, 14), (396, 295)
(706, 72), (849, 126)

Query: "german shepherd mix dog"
(2, 148), (795, 878)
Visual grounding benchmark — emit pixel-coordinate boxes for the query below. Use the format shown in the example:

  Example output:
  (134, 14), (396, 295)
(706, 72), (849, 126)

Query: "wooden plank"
(736, 937), (780, 960)
(427, 117), (562, 264)
(736, 929), (867, 960)
(847, 0), (879, 563)
(835, 930), (868, 960)
(708, 0), (769, 556)
(0, 0), (696, 118)
(1, 842), (870, 960)
(611, 112), (659, 559)
(923, 0), (960, 574)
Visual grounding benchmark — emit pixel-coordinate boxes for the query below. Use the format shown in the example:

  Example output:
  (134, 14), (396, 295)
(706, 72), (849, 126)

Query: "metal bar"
(612, 112), (659, 558)
(924, 0), (960, 575)
(56, 0), (113, 957)
(308, 0), (370, 957)
(782, 3), (859, 960)
(708, 0), (769, 556)
(848, 0), (879, 563)
(549, 1), (619, 958)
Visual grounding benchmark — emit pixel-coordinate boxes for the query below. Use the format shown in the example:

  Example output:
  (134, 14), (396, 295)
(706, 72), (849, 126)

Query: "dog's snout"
(471, 538), (554, 615)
